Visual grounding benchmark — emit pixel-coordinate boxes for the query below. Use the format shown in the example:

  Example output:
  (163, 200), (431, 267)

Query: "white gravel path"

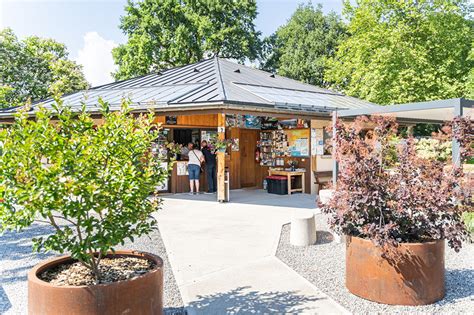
(276, 214), (474, 314)
(0, 223), (185, 315)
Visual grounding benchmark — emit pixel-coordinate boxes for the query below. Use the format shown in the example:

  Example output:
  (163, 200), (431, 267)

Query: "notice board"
(285, 129), (310, 157)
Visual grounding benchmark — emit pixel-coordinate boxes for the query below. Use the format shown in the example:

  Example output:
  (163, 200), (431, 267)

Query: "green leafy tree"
(325, 0), (474, 105)
(113, 0), (261, 80)
(0, 28), (89, 108)
(260, 3), (346, 87)
(0, 99), (167, 281)
(467, 43), (474, 99)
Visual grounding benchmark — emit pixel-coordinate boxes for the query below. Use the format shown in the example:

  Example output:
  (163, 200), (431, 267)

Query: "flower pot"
(28, 250), (163, 315)
(345, 236), (445, 305)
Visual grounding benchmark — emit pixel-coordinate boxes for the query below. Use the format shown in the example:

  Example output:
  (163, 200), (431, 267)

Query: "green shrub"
(415, 138), (452, 161)
(463, 212), (474, 234)
(0, 99), (168, 280)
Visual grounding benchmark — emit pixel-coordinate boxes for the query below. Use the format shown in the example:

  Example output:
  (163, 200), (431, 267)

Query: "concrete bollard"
(290, 210), (317, 246)
(318, 189), (334, 205)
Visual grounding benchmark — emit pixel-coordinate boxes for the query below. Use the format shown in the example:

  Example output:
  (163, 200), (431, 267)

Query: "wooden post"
(217, 113), (226, 202)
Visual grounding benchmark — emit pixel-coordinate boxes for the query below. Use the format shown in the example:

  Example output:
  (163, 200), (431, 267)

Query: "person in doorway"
(201, 140), (217, 194)
(187, 142), (204, 195)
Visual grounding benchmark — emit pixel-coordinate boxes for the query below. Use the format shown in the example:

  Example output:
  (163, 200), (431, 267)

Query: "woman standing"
(187, 142), (204, 195)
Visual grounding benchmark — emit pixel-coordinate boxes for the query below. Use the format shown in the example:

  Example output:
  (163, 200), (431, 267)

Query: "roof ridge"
(217, 58), (342, 96)
(213, 56), (227, 101)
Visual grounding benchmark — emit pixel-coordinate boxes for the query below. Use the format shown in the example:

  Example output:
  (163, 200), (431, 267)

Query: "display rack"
(258, 130), (289, 166)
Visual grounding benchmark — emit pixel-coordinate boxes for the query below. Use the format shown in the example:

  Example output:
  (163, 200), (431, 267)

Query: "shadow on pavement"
(0, 285), (12, 313)
(187, 286), (323, 314)
(163, 188), (317, 209)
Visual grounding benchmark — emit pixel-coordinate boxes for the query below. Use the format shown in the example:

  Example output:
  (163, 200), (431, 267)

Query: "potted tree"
(322, 115), (472, 306)
(0, 99), (169, 314)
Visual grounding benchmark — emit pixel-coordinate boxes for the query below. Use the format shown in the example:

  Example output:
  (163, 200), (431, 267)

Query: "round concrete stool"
(290, 211), (317, 246)
(318, 189), (334, 205)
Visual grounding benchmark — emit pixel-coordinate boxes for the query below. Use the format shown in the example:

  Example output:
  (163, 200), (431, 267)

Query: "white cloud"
(75, 32), (117, 87)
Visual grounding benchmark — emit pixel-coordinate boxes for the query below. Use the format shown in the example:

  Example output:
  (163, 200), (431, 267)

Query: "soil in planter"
(39, 257), (155, 286)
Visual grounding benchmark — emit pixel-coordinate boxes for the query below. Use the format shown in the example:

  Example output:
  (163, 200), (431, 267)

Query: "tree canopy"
(0, 28), (89, 108)
(113, 0), (261, 80)
(260, 3), (346, 87)
(324, 0), (474, 105)
(467, 43), (474, 98)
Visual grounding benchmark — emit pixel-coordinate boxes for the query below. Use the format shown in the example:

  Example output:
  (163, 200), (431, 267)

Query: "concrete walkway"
(157, 189), (348, 314)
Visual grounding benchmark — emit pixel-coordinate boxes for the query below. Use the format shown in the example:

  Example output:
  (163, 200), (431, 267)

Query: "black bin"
(266, 175), (288, 195)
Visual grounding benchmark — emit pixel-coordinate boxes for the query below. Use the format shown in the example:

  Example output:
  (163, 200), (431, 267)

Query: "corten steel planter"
(28, 250), (163, 315)
(346, 236), (445, 305)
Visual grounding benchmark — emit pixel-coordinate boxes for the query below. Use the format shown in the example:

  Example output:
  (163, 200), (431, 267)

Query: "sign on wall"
(285, 129), (310, 157)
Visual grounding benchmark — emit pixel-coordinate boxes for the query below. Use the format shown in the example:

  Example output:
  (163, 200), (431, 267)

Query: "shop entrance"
(240, 129), (258, 187)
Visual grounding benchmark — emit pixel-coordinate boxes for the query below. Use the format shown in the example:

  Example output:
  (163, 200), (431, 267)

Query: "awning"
(337, 98), (473, 124)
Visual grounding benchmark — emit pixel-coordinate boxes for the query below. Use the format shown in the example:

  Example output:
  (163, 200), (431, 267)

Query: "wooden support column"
(217, 113), (226, 202)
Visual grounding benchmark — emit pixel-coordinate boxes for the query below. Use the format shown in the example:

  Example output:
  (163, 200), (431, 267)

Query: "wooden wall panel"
(153, 114), (218, 127)
(153, 116), (166, 125)
(170, 162), (208, 193)
(177, 114), (218, 127)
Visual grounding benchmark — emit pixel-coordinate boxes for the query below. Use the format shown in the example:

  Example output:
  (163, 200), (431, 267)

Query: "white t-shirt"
(188, 149), (203, 166)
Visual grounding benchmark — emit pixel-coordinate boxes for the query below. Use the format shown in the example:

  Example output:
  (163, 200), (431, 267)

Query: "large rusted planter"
(346, 236), (445, 305)
(28, 250), (163, 315)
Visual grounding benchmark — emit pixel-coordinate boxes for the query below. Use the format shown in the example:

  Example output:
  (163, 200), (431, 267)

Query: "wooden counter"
(268, 169), (306, 195)
(170, 161), (209, 193)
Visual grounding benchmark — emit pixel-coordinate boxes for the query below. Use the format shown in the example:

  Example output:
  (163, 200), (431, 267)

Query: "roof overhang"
(0, 100), (335, 124)
(337, 98), (473, 124)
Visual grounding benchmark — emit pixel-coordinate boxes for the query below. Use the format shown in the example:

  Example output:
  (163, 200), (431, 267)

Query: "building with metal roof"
(0, 56), (377, 120)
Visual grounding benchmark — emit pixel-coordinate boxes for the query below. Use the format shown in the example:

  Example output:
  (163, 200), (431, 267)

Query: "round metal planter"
(345, 236), (445, 305)
(28, 250), (163, 315)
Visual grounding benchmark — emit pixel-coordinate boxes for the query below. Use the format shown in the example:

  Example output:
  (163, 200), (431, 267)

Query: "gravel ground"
(0, 223), (185, 315)
(276, 214), (474, 314)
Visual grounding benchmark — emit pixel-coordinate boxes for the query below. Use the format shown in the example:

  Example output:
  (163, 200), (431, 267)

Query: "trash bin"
(266, 176), (287, 195)
(224, 168), (230, 202)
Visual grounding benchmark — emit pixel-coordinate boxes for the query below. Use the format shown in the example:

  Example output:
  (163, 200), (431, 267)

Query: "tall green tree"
(0, 28), (89, 108)
(325, 0), (474, 105)
(260, 3), (346, 87)
(113, 0), (261, 80)
(467, 43), (474, 99)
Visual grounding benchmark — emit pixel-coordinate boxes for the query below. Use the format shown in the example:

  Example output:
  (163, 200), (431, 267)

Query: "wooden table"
(268, 169), (305, 195)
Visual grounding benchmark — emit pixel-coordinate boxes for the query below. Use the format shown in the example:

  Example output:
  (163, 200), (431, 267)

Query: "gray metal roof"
(1, 57), (377, 118)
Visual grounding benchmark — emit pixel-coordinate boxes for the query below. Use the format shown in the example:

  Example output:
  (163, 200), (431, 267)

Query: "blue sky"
(0, 0), (345, 85)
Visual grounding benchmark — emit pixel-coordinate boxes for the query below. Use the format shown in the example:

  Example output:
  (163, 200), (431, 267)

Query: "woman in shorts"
(187, 142), (204, 195)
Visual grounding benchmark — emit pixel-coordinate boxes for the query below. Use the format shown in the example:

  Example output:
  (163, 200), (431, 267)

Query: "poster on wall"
(313, 129), (324, 155)
(311, 129), (317, 155)
(243, 115), (262, 129)
(177, 162), (188, 176)
(285, 129), (310, 157)
(201, 130), (217, 142)
(232, 138), (239, 151)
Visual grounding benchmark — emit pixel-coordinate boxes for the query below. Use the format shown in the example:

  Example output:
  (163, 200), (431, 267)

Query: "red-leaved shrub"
(321, 115), (473, 251)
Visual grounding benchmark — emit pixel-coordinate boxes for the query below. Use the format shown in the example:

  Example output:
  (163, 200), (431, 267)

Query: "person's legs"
(207, 165), (215, 192)
(195, 179), (200, 193)
(212, 165), (217, 192)
(188, 165), (199, 194)
(189, 180), (194, 194)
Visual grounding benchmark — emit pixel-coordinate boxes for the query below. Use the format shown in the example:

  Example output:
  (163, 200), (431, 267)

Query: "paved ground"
(0, 225), (184, 314)
(0, 189), (347, 314)
(158, 189), (348, 314)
